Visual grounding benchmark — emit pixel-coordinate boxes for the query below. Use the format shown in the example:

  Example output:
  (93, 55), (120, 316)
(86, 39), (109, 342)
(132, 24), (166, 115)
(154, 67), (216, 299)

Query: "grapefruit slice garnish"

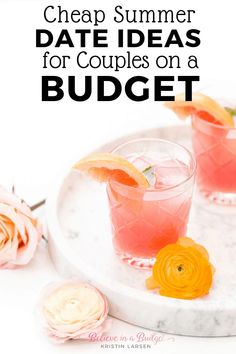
(164, 92), (234, 127)
(73, 153), (149, 188)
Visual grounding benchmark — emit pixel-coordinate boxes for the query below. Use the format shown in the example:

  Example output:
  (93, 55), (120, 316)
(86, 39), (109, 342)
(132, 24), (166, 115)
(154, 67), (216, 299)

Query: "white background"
(0, 0), (236, 353)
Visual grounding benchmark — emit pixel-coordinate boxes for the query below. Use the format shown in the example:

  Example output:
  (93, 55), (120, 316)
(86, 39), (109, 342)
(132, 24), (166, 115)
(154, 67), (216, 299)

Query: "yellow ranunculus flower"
(146, 237), (214, 300)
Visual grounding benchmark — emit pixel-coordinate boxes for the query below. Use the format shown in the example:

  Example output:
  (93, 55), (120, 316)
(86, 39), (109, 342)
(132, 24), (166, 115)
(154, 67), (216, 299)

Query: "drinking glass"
(106, 138), (196, 269)
(192, 113), (236, 205)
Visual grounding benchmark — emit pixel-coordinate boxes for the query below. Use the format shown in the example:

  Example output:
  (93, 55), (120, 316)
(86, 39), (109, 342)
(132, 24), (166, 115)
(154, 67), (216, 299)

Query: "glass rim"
(109, 137), (196, 193)
(192, 112), (236, 131)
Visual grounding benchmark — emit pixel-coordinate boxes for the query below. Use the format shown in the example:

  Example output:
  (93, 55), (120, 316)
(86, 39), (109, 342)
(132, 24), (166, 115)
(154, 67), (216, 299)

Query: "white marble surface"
(47, 126), (236, 337)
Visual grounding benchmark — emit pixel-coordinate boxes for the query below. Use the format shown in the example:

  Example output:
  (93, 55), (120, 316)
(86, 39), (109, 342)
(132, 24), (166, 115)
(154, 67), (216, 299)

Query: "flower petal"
(0, 186), (32, 218)
(0, 204), (25, 238)
(146, 237), (214, 300)
(11, 214), (40, 266)
(37, 281), (110, 343)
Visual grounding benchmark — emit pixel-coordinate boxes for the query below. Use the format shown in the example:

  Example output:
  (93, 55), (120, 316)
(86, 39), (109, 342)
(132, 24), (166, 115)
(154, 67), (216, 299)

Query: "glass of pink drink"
(106, 138), (196, 269)
(192, 112), (236, 205)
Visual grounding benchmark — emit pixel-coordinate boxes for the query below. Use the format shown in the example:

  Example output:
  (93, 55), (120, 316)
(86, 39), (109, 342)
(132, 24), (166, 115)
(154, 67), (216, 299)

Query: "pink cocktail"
(107, 138), (196, 269)
(192, 112), (236, 205)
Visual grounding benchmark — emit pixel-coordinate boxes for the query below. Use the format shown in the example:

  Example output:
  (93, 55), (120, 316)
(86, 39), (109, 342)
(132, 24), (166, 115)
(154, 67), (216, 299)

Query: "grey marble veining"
(47, 125), (236, 337)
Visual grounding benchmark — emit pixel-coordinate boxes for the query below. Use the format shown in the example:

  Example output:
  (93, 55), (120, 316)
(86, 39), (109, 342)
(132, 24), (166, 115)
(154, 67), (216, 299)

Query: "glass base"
(117, 252), (155, 269)
(200, 189), (236, 206)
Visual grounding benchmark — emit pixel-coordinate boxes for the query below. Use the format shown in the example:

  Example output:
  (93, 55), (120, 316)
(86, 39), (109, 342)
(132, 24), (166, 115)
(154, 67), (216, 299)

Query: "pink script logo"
(88, 331), (175, 348)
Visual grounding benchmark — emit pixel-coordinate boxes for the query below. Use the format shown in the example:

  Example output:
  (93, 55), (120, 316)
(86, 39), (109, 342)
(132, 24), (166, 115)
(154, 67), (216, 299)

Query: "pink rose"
(0, 186), (42, 269)
(38, 281), (111, 343)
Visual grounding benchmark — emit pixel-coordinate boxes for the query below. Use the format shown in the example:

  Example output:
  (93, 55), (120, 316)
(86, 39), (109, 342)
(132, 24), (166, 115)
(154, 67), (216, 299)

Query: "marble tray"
(46, 125), (236, 337)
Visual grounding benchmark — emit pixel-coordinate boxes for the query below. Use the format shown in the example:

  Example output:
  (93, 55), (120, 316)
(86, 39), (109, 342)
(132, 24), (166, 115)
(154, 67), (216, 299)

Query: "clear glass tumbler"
(106, 138), (196, 269)
(192, 113), (236, 205)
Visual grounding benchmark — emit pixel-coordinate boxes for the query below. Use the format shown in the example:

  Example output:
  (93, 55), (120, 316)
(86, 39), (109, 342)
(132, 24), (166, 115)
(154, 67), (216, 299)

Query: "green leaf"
(142, 165), (153, 173)
(142, 165), (156, 186)
(225, 107), (236, 117)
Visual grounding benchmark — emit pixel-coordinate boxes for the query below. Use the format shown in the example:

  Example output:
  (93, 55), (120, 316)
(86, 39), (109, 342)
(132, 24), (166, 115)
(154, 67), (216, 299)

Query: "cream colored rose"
(0, 186), (42, 268)
(39, 281), (110, 343)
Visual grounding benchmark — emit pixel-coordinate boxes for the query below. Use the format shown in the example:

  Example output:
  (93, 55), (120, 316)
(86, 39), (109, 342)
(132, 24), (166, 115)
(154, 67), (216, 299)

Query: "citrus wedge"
(73, 153), (149, 188)
(164, 92), (234, 127)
